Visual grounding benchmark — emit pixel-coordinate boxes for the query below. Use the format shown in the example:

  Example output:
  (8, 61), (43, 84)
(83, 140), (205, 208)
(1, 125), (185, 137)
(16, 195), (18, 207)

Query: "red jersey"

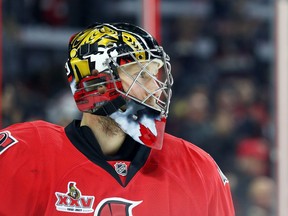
(0, 120), (234, 215)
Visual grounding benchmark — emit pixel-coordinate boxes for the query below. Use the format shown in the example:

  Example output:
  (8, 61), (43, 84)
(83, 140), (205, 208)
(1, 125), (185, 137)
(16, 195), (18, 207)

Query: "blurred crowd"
(2, 0), (276, 215)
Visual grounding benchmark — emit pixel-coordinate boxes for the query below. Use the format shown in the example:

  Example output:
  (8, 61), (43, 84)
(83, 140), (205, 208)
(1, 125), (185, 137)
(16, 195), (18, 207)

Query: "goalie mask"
(65, 23), (173, 149)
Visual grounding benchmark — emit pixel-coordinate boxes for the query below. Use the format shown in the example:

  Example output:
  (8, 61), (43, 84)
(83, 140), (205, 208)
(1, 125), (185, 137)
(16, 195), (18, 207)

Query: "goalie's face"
(117, 60), (162, 111)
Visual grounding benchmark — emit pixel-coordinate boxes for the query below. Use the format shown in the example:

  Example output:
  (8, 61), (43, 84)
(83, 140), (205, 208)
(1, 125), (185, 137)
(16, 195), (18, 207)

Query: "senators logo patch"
(55, 182), (95, 213)
(0, 131), (18, 155)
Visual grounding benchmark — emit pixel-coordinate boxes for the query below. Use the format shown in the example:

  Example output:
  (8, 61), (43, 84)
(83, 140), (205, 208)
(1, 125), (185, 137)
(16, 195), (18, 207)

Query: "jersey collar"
(65, 120), (151, 186)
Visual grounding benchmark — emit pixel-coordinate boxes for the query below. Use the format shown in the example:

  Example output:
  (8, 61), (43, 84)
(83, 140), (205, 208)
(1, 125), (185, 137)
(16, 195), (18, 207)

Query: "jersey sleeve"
(204, 154), (235, 216)
(0, 122), (45, 215)
(182, 138), (235, 216)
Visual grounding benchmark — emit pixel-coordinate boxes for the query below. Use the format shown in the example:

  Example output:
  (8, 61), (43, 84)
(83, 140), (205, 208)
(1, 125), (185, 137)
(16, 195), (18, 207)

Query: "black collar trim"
(65, 120), (151, 186)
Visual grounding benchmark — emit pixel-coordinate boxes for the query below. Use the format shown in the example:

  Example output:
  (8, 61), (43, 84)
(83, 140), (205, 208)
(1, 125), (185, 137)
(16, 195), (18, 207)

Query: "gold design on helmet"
(68, 24), (147, 83)
(70, 25), (119, 51)
(70, 58), (90, 82)
(68, 26), (120, 82)
(70, 49), (77, 58)
(122, 32), (146, 60)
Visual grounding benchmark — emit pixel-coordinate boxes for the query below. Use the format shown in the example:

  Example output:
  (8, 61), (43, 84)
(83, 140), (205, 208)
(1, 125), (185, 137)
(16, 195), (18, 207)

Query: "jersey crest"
(0, 131), (18, 155)
(55, 182), (142, 215)
(55, 182), (95, 213)
(95, 197), (142, 216)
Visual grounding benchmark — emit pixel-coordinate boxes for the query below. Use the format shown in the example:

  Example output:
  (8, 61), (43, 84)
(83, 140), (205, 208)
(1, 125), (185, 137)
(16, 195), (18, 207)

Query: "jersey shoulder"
(1, 120), (63, 132)
(162, 133), (229, 184)
(163, 133), (214, 164)
(0, 120), (64, 155)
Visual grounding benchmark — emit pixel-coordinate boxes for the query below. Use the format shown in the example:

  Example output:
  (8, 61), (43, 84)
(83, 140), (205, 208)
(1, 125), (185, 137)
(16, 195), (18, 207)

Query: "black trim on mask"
(93, 96), (126, 116)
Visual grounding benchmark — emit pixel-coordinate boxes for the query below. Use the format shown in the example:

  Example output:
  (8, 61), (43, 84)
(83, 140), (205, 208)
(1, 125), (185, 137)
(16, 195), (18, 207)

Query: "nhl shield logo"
(114, 162), (128, 176)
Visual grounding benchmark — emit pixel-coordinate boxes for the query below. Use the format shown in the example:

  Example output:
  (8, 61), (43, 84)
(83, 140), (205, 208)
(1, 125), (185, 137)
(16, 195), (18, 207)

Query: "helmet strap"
(92, 96), (126, 116)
